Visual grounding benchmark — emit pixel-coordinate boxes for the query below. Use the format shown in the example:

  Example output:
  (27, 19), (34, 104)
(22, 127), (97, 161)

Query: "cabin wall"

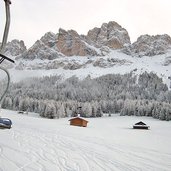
(70, 119), (88, 127)
(82, 120), (87, 127)
(70, 119), (82, 126)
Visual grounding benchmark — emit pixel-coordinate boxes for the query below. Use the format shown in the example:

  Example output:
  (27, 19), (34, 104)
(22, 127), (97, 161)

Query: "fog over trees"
(1, 72), (171, 120)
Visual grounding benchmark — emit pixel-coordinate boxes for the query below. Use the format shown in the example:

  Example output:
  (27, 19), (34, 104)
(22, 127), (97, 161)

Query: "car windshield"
(0, 118), (12, 124)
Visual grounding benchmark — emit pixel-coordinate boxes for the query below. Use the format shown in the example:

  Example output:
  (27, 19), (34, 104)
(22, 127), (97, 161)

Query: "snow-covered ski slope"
(0, 109), (171, 171)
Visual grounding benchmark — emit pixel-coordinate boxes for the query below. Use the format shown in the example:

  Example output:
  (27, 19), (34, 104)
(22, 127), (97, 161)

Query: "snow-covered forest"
(1, 72), (171, 120)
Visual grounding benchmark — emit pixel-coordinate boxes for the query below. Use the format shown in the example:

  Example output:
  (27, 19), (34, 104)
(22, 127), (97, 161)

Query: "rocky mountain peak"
(56, 28), (100, 56)
(58, 28), (80, 38)
(86, 21), (131, 49)
(20, 32), (62, 60)
(4, 39), (27, 56)
(3, 21), (171, 60)
(40, 31), (57, 47)
(123, 34), (171, 57)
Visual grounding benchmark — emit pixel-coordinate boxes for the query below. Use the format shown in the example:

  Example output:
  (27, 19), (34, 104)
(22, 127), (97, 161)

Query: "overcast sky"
(0, 0), (171, 48)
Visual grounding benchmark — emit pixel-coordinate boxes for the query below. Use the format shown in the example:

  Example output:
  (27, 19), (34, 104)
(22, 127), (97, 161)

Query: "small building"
(69, 117), (88, 127)
(133, 121), (150, 129)
(18, 111), (28, 114)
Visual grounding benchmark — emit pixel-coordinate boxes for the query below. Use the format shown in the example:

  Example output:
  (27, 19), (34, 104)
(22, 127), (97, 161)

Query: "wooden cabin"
(69, 117), (88, 127)
(133, 121), (150, 129)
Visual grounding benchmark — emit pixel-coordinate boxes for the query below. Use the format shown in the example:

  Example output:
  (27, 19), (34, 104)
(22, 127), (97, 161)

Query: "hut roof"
(134, 121), (147, 125)
(68, 117), (88, 122)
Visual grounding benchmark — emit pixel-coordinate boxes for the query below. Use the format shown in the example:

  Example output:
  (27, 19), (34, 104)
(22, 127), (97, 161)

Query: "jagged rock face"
(4, 39), (27, 56)
(87, 21), (131, 49)
(56, 28), (99, 56)
(40, 32), (57, 47)
(93, 58), (132, 68)
(3, 21), (171, 60)
(20, 32), (62, 60)
(124, 34), (171, 57)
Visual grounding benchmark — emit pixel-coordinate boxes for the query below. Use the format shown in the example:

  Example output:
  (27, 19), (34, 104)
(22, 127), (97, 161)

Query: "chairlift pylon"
(0, 0), (14, 107)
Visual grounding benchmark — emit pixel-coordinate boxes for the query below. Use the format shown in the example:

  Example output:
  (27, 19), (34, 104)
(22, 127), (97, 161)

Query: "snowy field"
(0, 109), (171, 171)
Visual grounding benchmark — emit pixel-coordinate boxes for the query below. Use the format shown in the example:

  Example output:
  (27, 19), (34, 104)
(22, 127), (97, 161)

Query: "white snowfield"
(0, 109), (171, 171)
(3, 50), (171, 88)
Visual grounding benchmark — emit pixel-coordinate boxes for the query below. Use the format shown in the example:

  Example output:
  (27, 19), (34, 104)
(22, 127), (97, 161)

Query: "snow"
(10, 51), (171, 79)
(0, 109), (171, 171)
(0, 50), (171, 89)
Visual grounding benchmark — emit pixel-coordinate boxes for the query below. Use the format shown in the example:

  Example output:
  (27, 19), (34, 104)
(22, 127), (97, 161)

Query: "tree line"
(1, 72), (171, 120)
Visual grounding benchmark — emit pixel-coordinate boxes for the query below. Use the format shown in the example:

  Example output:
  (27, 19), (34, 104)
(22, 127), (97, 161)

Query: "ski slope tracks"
(0, 109), (171, 171)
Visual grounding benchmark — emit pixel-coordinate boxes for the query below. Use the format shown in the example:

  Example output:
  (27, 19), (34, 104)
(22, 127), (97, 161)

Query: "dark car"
(0, 118), (12, 129)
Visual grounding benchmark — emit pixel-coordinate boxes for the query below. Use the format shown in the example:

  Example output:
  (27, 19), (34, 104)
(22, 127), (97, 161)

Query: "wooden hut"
(69, 117), (88, 127)
(133, 121), (150, 129)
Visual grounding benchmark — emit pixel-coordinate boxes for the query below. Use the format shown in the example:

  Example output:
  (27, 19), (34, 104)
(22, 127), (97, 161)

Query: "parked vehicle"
(0, 118), (12, 129)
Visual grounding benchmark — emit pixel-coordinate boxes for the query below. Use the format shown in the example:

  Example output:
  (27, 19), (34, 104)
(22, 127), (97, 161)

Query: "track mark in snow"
(1, 114), (171, 171)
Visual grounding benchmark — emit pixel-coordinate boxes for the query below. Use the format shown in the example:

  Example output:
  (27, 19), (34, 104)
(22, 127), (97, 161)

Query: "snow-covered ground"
(0, 109), (171, 171)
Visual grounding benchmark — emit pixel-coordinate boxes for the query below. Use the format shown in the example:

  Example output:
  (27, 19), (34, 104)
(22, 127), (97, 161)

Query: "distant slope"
(4, 50), (170, 89)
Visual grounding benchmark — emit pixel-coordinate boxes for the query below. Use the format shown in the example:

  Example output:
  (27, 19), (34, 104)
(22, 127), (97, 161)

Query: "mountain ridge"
(0, 21), (171, 87)
(3, 21), (171, 60)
